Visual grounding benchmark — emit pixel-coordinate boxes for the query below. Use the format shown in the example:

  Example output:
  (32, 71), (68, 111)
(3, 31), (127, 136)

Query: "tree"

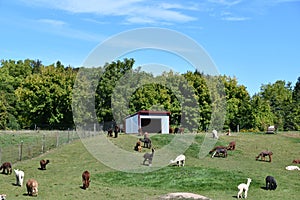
(15, 63), (76, 129)
(259, 80), (293, 131)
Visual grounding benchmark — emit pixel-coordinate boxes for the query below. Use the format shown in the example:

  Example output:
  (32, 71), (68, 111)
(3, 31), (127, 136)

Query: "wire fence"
(0, 130), (102, 164)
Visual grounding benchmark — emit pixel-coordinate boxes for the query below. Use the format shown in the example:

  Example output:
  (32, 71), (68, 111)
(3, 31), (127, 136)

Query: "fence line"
(0, 130), (104, 164)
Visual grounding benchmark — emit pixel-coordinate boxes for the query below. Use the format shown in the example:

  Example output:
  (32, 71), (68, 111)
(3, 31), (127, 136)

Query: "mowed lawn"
(1, 132), (299, 200)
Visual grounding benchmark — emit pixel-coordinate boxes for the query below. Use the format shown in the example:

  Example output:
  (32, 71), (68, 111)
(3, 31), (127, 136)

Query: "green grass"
(1, 132), (300, 199)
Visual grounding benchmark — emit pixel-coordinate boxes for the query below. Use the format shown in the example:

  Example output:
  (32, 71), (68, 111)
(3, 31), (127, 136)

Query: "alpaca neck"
(246, 180), (251, 187)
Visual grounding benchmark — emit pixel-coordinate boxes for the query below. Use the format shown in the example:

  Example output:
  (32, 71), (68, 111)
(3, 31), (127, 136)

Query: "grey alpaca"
(143, 148), (155, 166)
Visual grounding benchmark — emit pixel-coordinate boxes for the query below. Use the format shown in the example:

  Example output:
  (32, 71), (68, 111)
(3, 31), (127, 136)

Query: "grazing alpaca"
(237, 178), (252, 199)
(209, 146), (227, 154)
(227, 141), (236, 150)
(0, 162), (12, 175)
(292, 159), (300, 164)
(256, 151), (273, 162)
(40, 159), (50, 170)
(211, 147), (227, 158)
(82, 170), (90, 189)
(143, 148), (155, 166)
(285, 165), (300, 170)
(26, 179), (38, 196)
(169, 154), (186, 167)
(107, 129), (113, 137)
(0, 194), (6, 200)
(134, 140), (142, 152)
(265, 176), (277, 190)
(14, 169), (25, 187)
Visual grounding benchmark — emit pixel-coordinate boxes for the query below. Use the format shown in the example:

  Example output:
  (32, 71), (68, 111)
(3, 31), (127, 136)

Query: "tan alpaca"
(237, 178), (251, 199)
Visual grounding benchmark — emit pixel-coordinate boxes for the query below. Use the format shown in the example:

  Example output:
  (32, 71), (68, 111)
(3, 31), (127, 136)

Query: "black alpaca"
(266, 176), (277, 190)
(139, 138), (152, 148)
(143, 148), (155, 166)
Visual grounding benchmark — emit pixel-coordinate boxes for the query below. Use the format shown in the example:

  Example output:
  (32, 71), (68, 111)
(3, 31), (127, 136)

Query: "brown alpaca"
(292, 159), (300, 164)
(40, 159), (50, 170)
(26, 179), (38, 196)
(82, 170), (90, 189)
(134, 140), (142, 152)
(256, 151), (273, 162)
(209, 146), (227, 154)
(0, 162), (12, 175)
(227, 141), (236, 150)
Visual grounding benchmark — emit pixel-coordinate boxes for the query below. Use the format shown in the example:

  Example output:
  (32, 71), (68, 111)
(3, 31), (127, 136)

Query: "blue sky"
(1, 0), (299, 96)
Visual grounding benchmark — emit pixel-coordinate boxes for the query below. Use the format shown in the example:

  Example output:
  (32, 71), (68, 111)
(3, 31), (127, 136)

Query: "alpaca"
(292, 159), (300, 164)
(26, 178), (38, 196)
(143, 148), (155, 166)
(14, 169), (25, 187)
(139, 138), (152, 149)
(107, 129), (113, 137)
(82, 170), (90, 189)
(227, 141), (236, 150)
(134, 140), (142, 152)
(169, 154), (186, 167)
(256, 151), (273, 162)
(0, 162), (12, 175)
(209, 146), (227, 154)
(0, 194), (6, 200)
(40, 159), (50, 170)
(285, 165), (300, 170)
(212, 129), (218, 139)
(265, 176), (277, 190)
(237, 178), (252, 199)
(211, 147), (227, 158)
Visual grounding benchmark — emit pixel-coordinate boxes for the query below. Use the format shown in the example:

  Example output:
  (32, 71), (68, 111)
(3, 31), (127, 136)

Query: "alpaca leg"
(211, 151), (216, 158)
(237, 189), (242, 199)
(244, 189), (248, 198)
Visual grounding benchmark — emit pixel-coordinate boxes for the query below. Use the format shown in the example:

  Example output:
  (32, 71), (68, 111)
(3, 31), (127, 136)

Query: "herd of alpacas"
(0, 158), (92, 199)
(1, 129), (299, 199)
(0, 159), (50, 199)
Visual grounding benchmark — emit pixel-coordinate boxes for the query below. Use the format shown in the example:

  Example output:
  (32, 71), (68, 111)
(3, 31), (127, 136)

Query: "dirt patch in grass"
(281, 132), (300, 138)
(159, 192), (211, 200)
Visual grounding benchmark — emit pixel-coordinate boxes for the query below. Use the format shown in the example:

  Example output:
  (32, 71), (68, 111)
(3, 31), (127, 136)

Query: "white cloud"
(23, 0), (197, 25)
(37, 19), (66, 27)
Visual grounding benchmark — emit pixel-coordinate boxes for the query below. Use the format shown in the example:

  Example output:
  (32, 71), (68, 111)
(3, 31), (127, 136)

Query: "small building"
(125, 110), (170, 134)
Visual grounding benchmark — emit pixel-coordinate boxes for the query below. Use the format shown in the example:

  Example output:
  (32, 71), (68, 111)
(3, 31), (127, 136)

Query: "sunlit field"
(0, 131), (299, 200)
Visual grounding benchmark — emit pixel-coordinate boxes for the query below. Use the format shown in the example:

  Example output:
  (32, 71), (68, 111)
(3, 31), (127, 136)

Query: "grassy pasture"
(0, 131), (299, 199)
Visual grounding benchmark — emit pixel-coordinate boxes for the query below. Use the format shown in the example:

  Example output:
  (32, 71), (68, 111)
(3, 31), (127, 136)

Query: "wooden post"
(56, 132), (59, 147)
(19, 141), (23, 161)
(42, 134), (45, 153)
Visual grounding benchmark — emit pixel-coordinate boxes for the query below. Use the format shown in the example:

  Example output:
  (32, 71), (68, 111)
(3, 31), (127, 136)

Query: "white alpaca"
(14, 169), (25, 187)
(169, 154), (186, 167)
(285, 165), (300, 170)
(237, 178), (252, 199)
(0, 194), (6, 200)
(212, 129), (219, 139)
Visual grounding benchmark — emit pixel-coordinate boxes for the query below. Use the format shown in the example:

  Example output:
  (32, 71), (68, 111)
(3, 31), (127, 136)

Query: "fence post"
(68, 128), (70, 143)
(19, 141), (23, 161)
(56, 132), (59, 147)
(42, 134), (45, 153)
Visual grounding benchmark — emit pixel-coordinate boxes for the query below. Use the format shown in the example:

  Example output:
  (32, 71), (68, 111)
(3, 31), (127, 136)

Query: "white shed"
(125, 110), (170, 134)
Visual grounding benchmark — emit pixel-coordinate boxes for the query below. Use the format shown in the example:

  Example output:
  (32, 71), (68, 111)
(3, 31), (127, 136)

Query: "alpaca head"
(247, 178), (252, 184)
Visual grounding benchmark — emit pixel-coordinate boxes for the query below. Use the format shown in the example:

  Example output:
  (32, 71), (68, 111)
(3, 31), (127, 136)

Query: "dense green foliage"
(0, 59), (299, 131)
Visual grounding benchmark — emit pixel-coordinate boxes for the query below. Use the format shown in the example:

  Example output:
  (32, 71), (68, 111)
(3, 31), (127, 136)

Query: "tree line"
(0, 58), (299, 131)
